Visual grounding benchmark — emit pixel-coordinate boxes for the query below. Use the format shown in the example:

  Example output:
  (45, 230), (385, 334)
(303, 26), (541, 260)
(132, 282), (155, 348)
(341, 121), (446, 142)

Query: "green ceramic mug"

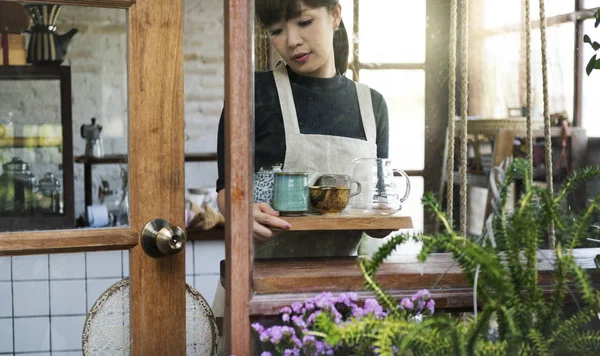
(272, 171), (309, 216)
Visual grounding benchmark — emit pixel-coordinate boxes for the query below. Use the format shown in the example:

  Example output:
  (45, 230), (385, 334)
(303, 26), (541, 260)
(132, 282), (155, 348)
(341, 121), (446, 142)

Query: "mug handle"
(349, 180), (362, 197)
(393, 169), (411, 203)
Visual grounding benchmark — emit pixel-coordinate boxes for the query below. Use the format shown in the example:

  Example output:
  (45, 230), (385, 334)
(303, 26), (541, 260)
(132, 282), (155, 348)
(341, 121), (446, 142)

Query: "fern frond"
(365, 233), (414, 276)
(527, 328), (551, 356)
(358, 259), (399, 316)
(555, 165), (600, 204)
(422, 191), (452, 232)
(568, 193), (600, 251)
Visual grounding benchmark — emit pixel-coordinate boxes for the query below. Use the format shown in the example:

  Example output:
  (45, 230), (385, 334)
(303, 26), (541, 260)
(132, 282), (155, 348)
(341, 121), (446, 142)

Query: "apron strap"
(273, 64), (301, 135)
(355, 82), (377, 143)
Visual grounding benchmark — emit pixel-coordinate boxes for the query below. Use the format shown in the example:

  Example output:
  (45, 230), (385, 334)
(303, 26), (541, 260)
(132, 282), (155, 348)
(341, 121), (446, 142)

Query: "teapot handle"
(392, 169), (411, 203)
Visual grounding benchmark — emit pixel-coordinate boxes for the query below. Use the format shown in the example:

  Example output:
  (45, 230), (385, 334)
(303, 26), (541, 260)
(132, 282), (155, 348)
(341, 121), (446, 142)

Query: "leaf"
(596, 17), (600, 28)
(594, 255), (600, 269)
(585, 35), (592, 44)
(587, 55), (597, 76)
(594, 42), (600, 51)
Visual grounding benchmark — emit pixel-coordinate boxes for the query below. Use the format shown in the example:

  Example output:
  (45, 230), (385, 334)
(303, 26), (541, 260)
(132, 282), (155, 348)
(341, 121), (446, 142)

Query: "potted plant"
(311, 158), (600, 355)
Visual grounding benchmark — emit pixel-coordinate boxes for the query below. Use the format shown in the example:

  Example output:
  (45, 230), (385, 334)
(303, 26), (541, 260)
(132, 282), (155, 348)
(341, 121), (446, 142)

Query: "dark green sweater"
(216, 66), (389, 192)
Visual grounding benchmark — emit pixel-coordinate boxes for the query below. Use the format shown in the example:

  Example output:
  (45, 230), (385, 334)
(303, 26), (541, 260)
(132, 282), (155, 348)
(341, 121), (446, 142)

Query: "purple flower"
(259, 331), (269, 342)
(261, 352), (272, 356)
(268, 326), (284, 343)
(303, 335), (316, 344)
(291, 302), (303, 313)
(412, 289), (430, 301)
(283, 348), (300, 356)
(282, 313), (290, 322)
(280, 306), (292, 314)
(352, 306), (365, 318)
(427, 299), (435, 314)
(251, 323), (264, 334)
(417, 300), (426, 311)
(292, 315), (306, 328)
(400, 298), (414, 310)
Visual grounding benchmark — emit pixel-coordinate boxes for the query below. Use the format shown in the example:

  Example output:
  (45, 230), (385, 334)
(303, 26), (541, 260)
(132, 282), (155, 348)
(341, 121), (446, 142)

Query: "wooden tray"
(283, 211), (413, 231)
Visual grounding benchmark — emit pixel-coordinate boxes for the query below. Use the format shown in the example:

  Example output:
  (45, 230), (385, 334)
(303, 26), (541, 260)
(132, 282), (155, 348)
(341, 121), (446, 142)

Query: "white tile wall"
(51, 315), (87, 350)
(51, 280), (87, 315)
(0, 281), (12, 318)
(186, 241), (195, 275)
(0, 257), (10, 281)
(194, 274), (219, 306)
(194, 240), (224, 274)
(86, 251), (123, 278)
(50, 253), (86, 279)
(53, 352), (83, 356)
(0, 318), (13, 353)
(12, 255), (49, 280)
(122, 250), (129, 277)
(14, 317), (50, 352)
(13, 281), (49, 317)
(86, 278), (122, 309)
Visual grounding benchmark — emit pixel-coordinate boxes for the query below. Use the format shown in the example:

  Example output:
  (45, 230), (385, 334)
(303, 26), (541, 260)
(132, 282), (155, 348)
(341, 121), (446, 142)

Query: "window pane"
(359, 0), (425, 63)
(359, 70), (424, 171)
(530, 0), (574, 20)
(531, 23), (575, 122)
(478, 32), (521, 117)
(339, 0), (354, 63)
(582, 19), (600, 136)
(484, 0), (521, 29)
(475, 23), (574, 120)
(585, 1), (600, 9)
(483, 0), (574, 29)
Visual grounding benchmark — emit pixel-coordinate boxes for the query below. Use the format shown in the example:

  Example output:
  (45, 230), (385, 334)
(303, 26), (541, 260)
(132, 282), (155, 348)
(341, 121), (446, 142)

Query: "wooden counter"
(250, 248), (600, 315)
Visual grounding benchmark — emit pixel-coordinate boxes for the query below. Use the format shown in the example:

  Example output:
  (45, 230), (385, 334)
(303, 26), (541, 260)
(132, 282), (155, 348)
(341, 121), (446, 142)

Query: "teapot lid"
(2, 157), (31, 172)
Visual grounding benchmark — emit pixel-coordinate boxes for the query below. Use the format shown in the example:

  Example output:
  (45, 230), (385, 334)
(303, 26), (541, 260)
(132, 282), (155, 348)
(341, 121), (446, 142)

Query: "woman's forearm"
(217, 189), (227, 217)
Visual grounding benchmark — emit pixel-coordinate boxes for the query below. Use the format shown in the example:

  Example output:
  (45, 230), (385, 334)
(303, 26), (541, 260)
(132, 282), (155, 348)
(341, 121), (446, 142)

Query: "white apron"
(212, 64), (378, 354)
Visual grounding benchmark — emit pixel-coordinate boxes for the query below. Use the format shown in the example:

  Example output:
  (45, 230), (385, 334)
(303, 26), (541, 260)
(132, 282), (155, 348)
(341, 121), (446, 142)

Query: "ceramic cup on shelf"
(271, 171), (309, 216)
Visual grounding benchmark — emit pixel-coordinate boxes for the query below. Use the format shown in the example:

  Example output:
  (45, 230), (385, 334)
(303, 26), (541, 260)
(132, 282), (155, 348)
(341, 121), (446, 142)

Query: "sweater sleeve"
(370, 88), (389, 159)
(216, 108), (225, 192)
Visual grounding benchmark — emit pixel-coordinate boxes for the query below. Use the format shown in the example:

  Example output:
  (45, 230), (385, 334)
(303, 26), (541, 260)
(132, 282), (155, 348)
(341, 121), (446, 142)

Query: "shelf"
(249, 248), (600, 315)
(283, 212), (413, 231)
(186, 226), (224, 241)
(74, 153), (217, 164)
(0, 137), (62, 148)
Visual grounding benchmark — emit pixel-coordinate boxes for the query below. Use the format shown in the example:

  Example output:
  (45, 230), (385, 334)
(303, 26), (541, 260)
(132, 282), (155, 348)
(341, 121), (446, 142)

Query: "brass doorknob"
(141, 219), (187, 258)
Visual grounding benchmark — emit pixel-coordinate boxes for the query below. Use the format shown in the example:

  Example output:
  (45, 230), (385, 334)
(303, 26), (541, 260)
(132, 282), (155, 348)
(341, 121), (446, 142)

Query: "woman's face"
(267, 3), (341, 78)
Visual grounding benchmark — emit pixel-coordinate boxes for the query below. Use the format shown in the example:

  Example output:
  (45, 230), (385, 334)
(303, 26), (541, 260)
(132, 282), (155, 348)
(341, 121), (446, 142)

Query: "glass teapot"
(348, 158), (411, 214)
(0, 157), (37, 215)
(37, 171), (61, 215)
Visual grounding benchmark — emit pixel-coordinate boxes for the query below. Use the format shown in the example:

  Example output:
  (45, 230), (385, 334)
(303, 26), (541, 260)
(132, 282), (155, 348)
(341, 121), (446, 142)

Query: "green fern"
(316, 158), (600, 355)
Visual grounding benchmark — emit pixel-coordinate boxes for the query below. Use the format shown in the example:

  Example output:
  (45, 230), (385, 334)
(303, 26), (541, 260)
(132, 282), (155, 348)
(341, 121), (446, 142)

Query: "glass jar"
(37, 171), (61, 215)
(0, 157), (37, 215)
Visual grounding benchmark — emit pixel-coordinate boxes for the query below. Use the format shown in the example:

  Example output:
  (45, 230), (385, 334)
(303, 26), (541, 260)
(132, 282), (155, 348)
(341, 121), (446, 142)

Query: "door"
(0, 0), (186, 354)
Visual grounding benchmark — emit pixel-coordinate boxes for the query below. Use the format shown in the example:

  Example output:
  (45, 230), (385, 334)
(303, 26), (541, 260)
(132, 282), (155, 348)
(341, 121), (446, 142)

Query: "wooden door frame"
(224, 0), (254, 354)
(0, 0), (186, 355)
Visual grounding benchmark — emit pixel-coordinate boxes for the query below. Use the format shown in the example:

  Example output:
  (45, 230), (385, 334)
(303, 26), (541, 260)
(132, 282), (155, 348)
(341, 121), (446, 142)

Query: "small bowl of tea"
(309, 186), (351, 215)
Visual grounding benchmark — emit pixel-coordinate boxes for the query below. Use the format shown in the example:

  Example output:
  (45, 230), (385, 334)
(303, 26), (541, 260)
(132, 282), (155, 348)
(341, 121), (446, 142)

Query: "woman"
(213, 0), (389, 352)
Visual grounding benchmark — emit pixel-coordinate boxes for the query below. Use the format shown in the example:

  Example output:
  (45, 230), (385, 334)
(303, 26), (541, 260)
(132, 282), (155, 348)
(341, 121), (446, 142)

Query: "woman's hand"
(253, 203), (291, 243)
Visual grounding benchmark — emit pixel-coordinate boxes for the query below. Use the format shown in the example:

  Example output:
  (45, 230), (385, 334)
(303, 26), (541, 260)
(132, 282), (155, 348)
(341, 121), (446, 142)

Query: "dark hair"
(256, 0), (349, 75)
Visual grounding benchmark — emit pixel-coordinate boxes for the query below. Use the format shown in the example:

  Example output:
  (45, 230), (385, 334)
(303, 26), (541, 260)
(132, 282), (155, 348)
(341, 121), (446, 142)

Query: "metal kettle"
(80, 117), (104, 158)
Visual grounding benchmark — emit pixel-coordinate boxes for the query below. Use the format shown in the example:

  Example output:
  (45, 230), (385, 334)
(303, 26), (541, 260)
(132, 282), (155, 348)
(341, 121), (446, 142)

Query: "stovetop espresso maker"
(80, 117), (104, 158)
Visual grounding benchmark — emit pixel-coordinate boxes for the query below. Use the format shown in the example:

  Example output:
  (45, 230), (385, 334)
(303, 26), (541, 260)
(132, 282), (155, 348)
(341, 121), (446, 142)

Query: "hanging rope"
(255, 21), (269, 71)
(446, 0), (458, 228)
(459, 0), (469, 237)
(538, 0), (556, 247)
(525, 0), (533, 180)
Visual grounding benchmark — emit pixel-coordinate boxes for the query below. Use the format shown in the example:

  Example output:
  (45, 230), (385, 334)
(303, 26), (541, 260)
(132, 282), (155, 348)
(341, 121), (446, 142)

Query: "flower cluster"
(252, 290), (435, 355)
(399, 289), (435, 320)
